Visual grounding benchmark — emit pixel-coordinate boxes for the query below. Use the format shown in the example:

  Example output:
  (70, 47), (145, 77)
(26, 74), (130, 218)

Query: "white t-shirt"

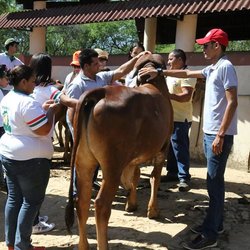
(32, 84), (62, 137)
(32, 84), (62, 105)
(0, 53), (24, 91)
(0, 90), (53, 160)
(0, 89), (4, 127)
(0, 53), (23, 70)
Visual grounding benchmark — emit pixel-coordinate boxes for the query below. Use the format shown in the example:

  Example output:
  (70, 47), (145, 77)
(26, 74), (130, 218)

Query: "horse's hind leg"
(94, 163), (122, 250)
(121, 165), (140, 212)
(147, 151), (165, 219)
(75, 159), (97, 250)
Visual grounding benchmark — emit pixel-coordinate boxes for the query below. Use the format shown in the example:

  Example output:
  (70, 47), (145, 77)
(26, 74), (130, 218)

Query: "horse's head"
(133, 54), (166, 85)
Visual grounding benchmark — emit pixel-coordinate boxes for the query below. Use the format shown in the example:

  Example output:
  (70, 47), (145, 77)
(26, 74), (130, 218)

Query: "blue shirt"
(67, 70), (114, 99)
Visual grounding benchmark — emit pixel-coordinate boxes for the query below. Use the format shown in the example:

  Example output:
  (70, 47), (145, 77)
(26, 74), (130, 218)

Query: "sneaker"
(161, 174), (179, 183)
(32, 221), (55, 234)
(38, 215), (49, 223)
(178, 180), (189, 192)
(191, 225), (225, 235)
(183, 234), (217, 250)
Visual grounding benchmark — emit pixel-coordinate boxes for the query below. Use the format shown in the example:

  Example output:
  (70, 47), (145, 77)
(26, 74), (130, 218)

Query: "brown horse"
(65, 53), (173, 250)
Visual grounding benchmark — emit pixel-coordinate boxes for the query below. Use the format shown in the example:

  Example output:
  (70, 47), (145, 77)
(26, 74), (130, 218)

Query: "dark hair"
(0, 64), (7, 78)
(171, 49), (187, 64)
(128, 42), (145, 60)
(8, 65), (33, 86)
(5, 42), (17, 51)
(220, 44), (226, 52)
(79, 49), (99, 68)
(29, 53), (52, 85)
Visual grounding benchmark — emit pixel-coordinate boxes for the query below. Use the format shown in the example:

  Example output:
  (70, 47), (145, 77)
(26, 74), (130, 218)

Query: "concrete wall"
(21, 52), (250, 172)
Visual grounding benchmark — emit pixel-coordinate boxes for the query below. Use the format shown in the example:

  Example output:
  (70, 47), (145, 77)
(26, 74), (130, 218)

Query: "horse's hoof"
(125, 203), (137, 212)
(147, 209), (159, 219)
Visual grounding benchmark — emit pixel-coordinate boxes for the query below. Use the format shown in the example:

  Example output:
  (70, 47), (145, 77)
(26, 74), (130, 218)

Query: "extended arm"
(139, 68), (204, 80)
(112, 51), (150, 82)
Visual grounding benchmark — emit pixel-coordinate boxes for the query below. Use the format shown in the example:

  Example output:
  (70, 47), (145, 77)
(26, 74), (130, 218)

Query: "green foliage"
(0, 0), (28, 54)
(155, 44), (175, 53)
(46, 20), (139, 56)
(0, 1), (249, 55)
(194, 40), (250, 52)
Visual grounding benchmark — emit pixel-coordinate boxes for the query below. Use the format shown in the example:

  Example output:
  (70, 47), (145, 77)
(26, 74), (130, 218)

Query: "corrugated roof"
(0, 0), (250, 29)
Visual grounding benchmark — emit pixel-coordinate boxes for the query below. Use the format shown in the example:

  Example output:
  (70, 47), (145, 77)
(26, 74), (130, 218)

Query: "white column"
(29, 1), (46, 54)
(175, 15), (197, 52)
(143, 17), (157, 52)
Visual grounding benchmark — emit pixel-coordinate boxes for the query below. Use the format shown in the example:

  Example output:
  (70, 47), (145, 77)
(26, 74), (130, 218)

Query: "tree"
(46, 21), (139, 56)
(0, 1), (249, 55)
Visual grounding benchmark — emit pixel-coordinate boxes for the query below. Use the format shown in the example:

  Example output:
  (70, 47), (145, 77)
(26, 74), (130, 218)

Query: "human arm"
(60, 94), (78, 108)
(67, 107), (75, 128)
(212, 87), (238, 155)
(169, 86), (194, 102)
(139, 68), (204, 81)
(112, 51), (151, 82)
(33, 102), (60, 136)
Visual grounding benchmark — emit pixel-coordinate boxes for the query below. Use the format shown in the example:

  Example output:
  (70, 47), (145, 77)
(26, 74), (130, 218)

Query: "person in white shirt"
(0, 38), (24, 93)
(0, 65), (59, 250)
(0, 65), (9, 191)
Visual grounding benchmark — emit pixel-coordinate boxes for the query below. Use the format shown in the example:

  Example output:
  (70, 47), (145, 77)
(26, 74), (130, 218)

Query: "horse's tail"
(65, 87), (106, 233)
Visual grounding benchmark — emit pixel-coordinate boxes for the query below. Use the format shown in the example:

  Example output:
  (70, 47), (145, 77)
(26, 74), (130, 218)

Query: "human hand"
(42, 100), (55, 111)
(212, 135), (224, 155)
(135, 50), (152, 59)
(138, 67), (158, 82)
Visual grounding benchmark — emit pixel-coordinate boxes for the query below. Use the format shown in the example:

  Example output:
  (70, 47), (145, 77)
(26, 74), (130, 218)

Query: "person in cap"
(138, 28), (238, 250)
(0, 38), (24, 71)
(94, 48), (109, 71)
(63, 50), (81, 91)
(0, 38), (24, 92)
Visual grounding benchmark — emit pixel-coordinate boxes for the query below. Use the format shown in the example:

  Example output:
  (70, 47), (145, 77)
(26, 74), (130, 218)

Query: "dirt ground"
(1, 152), (250, 250)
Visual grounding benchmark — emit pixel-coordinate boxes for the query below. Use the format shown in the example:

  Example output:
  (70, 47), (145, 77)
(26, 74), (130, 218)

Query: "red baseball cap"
(196, 28), (229, 47)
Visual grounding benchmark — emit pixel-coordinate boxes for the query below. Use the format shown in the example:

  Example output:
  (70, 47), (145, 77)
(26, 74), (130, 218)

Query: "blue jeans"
(0, 127), (6, 187)
(2, 156), (51, 250)
(166, 121), (191, 181)
(202, 133), (233, 240)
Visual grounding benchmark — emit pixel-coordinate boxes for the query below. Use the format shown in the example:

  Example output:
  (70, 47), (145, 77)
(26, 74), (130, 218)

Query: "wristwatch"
(156, 68), (164, 76)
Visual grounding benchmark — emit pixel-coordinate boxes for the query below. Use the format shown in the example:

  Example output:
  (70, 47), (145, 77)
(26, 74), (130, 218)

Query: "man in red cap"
(138, 28), (238, 250)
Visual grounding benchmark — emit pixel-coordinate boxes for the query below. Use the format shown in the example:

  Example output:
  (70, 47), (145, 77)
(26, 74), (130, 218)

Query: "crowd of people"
(0, 27), (238, 250)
